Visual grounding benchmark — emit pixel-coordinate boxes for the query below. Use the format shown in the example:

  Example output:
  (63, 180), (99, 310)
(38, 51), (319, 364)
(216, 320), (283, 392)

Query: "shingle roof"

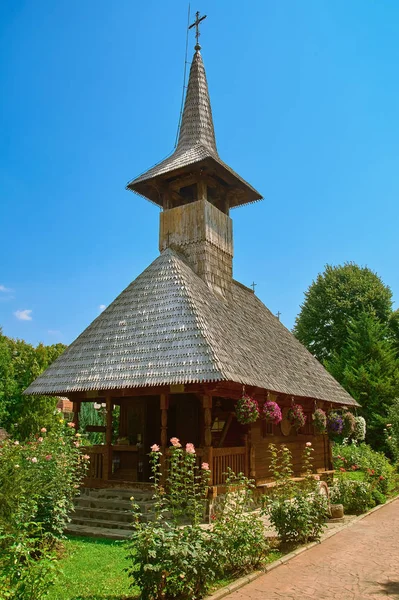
(25, 249), (357, 406)
(126, 50), (262, 208)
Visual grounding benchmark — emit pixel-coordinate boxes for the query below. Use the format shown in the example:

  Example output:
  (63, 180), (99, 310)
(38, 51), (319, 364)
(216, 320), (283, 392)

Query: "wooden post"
(72, 401), (81, 432)
(197, 179), (207, 202)
(202, 395), (213, 485)
(103, 396), (113, 480)
(160, 394), (169, 485)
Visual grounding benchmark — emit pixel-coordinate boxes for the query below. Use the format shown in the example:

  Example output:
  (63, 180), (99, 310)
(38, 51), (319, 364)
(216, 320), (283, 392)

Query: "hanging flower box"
(353, 416), (366, 441)
(262, 401), (282, 425)
(312, 408), (327, 434)
(327, 411), (344, 436)
(235, 395), (259, 425)
(342, 411), (356, 437)
(287, 403), (306, 431)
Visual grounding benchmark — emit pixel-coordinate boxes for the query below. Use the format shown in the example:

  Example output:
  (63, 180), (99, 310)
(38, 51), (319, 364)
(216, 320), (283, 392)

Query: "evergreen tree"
(294, 263), (393, 362)
(326, 313), (399, 449)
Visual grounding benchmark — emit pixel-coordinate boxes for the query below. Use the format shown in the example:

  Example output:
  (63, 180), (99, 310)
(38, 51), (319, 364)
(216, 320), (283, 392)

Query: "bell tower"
(127, 13), (262, 297)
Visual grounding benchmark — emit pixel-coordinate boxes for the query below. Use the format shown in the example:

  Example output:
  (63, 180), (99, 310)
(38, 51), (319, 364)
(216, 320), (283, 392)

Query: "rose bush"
(0, 415), (88, 599)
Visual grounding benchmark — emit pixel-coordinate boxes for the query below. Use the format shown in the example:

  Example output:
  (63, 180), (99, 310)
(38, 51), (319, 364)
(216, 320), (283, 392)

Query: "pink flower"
(45, 454), (52, 461)
(170, 437), (181, 447)
(150, 444), (160, 452)
(73, 441), (80, 447)
(201, 462), (210, 470)
(185, 443), (195, 454)
(14, 440), (19, 446)
(40, 427), (47, 433)
(67, 422), (75, 428)
(82, 454), (90, 460)
(305, 442), (312, 447)
(38, 437), (43, 443)
(31, 457), (38, 463)
(314, 474), (320, 480)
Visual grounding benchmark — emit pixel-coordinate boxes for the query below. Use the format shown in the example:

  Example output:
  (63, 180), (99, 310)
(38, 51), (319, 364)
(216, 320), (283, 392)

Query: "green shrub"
(262, 443), (328, 544)
(126, 441), (214, 600)
(372, 489), (386, 506)
(126, 441), (270, 599)
(332, 442), (396, 495)
(0, 417), (88, 599)
(330, 477), (374, 514)
(210, 469), (269, 576)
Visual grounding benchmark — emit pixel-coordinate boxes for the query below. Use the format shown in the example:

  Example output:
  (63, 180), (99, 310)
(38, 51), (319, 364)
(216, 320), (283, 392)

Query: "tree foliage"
(0, 328), (66, 440)
(293, 263), (393, 362)
(326, 313), (399, 449)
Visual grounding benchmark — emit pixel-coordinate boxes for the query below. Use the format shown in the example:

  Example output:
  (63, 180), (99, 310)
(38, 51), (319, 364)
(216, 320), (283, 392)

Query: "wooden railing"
(83, 445), (105, 481)
(211, 446), (247, 485)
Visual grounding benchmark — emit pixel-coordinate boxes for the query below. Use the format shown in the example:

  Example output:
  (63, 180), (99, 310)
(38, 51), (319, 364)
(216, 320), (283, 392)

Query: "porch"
(71, 387), (253, 489)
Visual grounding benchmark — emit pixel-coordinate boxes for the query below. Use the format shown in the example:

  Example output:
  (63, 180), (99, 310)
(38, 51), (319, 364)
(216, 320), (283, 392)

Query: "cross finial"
(189, 11), (207, 51)
(251, 282), (257, 293)
(276, 311), (281, 321)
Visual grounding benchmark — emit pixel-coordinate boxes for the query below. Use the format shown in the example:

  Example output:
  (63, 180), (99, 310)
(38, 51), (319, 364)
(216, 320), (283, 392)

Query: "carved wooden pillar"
(72, 401), (81, 432)
(202, 395), (213, 485)
(160, 394), (169, 448)
(103, 396), (113, 480)
(160, 394), (169, 486)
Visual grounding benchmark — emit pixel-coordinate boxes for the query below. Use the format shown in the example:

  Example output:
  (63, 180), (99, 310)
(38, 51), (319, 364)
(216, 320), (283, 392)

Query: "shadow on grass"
(70, 596), (137, 600)
(377, 581), (399, 596)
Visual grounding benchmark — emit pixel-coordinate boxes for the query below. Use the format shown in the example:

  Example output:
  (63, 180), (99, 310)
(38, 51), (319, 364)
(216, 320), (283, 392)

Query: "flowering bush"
(262, 443), (328, 544)
(327, 411), (344, 437)
(210, 469), (269, 575)
(127, 439), (271, 599)
(342, 411), (356, 438)
(126, 439), (214, 600)
(330, 478), (374, 514)
(312, 408), (327, 434)
(287, 404), (306, 431)
(262, 401), (282, 425)
(235, 395), (259, 425)
(0, 416), (88, 599)
(333, 442), (396, 495)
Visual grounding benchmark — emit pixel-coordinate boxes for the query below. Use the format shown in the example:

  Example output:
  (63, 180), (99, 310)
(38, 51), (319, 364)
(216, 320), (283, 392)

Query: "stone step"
(71, 515), (155, 530)
(81, 488), (153, 501)
(66, 523), (132, 540)
(73, 506), (134, 524)
(74, 496), (154, 512)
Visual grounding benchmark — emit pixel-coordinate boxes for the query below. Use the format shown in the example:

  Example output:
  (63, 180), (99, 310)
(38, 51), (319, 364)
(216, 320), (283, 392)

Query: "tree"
(0, 330), (67, 439)
(293, 263), (393, 362)
(326, 313), (399, 449)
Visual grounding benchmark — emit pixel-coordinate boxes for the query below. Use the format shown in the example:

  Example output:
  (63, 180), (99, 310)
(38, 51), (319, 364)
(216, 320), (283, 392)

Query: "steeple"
(127, 20), (262, 298)
(127, 45), (262, 210)
(175, 48), (217, 155)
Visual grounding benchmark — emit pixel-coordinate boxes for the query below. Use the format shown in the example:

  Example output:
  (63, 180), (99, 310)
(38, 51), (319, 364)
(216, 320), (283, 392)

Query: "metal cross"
(189, 11), (207, 49)
(251, 282), (257, 293)
(276, 311), (281, 321)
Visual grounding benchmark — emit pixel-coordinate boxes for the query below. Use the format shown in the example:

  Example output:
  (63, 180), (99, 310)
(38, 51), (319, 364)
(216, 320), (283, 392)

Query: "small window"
(262, 420), (274, 437)
(211, 417), (226, 432)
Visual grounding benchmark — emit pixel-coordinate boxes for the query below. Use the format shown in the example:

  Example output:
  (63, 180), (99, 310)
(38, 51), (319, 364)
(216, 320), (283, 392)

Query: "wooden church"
(25, 17), (357, 492)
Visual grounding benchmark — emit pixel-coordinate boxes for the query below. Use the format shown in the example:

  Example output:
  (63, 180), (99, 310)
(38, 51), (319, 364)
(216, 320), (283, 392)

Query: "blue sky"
(1, 0), (398, 346)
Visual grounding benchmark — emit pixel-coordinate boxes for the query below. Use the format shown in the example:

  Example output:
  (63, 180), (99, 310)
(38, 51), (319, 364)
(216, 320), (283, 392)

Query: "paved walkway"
(223, 498), (399, 599)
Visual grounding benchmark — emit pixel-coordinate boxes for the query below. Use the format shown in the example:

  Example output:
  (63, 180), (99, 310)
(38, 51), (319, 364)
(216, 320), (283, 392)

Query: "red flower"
(339, 467), (346, 472)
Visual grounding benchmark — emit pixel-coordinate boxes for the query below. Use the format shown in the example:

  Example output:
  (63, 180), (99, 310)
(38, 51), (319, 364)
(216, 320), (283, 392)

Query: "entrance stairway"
(66, 488), (155, 540)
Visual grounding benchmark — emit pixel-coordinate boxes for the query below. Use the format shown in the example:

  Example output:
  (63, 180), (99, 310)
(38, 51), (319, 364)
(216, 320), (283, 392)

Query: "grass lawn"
(47, 536), (282, 600)
(48, 536), (138, 600)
